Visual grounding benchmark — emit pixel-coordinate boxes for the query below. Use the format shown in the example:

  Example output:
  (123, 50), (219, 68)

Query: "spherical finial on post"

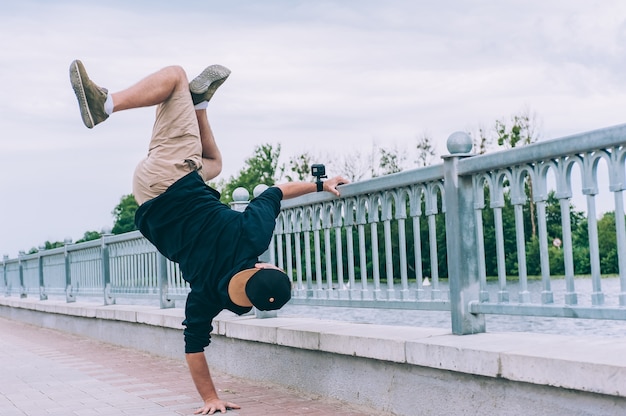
(253, 184), (269, 198)
(231, 187), (250, 213)
(232, 187), (250, 202)
(446, 131), (473, 155)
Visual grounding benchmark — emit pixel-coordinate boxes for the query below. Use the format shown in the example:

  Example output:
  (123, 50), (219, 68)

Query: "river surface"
(51, 277), (626, 339)
(281, 277), (626, 339)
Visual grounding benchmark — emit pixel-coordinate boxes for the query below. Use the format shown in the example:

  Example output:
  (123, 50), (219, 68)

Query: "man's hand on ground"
(194, 398), (241, 415)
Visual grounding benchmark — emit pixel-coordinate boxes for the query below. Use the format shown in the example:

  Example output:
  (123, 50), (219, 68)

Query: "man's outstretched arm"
(186, 352), (240, 415)
(276, 175), (349, 199)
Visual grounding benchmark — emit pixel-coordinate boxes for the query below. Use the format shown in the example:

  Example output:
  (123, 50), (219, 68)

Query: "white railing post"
(2, 255), (7, 297)
(38, 246), (48, 301)
(101, 231), (115, 305)
(443, 132), (485, 335)
(64, 238), (76, 303)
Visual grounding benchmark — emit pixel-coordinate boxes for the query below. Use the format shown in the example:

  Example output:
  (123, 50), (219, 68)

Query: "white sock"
(194, 101), (208, 110)
(104, 94), (114, 115)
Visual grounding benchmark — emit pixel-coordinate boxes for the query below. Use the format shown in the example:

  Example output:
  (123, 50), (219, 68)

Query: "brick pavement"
(0, 317), (378, 415)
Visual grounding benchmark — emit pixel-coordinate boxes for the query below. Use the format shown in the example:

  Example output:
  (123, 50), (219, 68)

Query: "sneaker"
(69, 60), (109, 129)
(189, 64), (231, 105)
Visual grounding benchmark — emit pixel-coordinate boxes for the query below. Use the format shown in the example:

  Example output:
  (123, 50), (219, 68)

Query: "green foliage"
(597, 212), (619, 273)
(286, 151), (314, 182)
(76, 231), (102, 243)
(495, 109), (539, 149)
(415, 133), (436, 168)
(378, 146), (406, 176)
(213, 143), (283, 205)
(112, 194), (139, 234)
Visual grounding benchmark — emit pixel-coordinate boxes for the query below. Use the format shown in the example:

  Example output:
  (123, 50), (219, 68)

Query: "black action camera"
(311, 164), (326, 179)
(311, 164), (327, 192)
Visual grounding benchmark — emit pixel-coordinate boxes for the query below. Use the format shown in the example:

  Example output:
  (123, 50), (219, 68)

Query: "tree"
(378, 146), (405, 175)
(214, 143), (283, 204)
(415, 132), (436, 167)
(597, 212), (619, 274)
(338, 150), (372, 182)
(494, 108), (541, 239)
(471, 125), (492, 155)
(76, 231), (102, 243)
(112, 194), (139, 234)
(495, 108), (540, 149)
(285, 151), (314, 182)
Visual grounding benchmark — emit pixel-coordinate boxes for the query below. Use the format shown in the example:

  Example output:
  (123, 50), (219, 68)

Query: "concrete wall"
(1, 297), (625, 416)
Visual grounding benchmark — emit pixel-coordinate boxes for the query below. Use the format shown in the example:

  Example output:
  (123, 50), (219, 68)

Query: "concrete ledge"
(1, 296), (625, 415)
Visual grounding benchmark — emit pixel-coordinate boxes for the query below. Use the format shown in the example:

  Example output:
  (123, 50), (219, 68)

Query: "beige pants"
(132, 87), (207, 205)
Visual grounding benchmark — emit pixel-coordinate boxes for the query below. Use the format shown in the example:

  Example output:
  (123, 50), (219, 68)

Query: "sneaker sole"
(189, 64), (231, 102)
(69, 60), (95, 129)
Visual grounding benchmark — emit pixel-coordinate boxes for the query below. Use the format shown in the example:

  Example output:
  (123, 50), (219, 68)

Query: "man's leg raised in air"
(69, 60), (230, 129)
(195, 108), (223, 182)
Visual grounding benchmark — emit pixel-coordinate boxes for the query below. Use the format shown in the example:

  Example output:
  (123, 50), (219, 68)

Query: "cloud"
(1, 0), (626, 256)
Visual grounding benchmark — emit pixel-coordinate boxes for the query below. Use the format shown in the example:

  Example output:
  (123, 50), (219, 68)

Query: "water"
(31, 277), (626, 339)
(281, 277), (626, 339)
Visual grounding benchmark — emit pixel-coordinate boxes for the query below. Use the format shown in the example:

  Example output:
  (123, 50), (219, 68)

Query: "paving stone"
(0, 316), (378, 415)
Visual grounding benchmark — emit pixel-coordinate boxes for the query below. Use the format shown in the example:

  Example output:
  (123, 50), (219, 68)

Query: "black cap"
(228, 267), (291, 310)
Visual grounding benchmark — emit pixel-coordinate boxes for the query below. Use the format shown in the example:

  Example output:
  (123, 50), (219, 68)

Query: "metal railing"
(1, 126), (625, 334)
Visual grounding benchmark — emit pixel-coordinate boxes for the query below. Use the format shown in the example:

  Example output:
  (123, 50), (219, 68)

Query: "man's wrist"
(316, 180), (324, 192)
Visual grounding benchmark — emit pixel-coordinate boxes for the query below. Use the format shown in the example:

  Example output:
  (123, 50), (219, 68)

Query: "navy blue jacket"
(135, 171), (283, 353)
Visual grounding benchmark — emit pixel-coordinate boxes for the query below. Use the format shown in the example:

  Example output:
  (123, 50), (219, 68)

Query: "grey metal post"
(101, 232), (115, 305)
(443, 132), (485, 335)
(38, 246), (48, 300)
(2, 255), (7, 297)
(64, 238), (76, 303)
(18, 251), (26, 298)
(158, 252), (175, 309)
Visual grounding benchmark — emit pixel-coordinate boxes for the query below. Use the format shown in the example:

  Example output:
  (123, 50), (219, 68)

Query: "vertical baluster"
(344, 198), (357, 298)
(511, 168), (530, 304)
(614, 187), (626, 306)
(304, 228), (312, 295)
(383, 220), (394, 298)
(313, 229), (323, 294)
(356, 199), (369, 296)
(493, 206), (508, 302)
(513, 202), (530, 302)
(556, 157), (579, 305)
(473, 177), (489, 302)
(533, 164), (554, 304)
(491, 172), (509, 303)
(276, 234), (284, 271)
(333, 203), (346, 296)
(536, 198), (554, 304)
(302, 207), (313, 296)
(382, 193), (395, 300)
(425, 184), (441, 300)
(285, 233), (293, 281)
(583, 153), (606, 305)
(559, 197), (578, 304)
(396, 191), (409, 300)
(324, 225), (333, 294)
(410, 187), (425, 300)
(313, 206), (323, 296)
(295, 230), (303, 291)
(610, 146), (626, 306)
(368, 196), (382, 298)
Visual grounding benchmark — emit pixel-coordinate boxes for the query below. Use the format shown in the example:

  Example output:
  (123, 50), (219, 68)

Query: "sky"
(1, 0), (626, 257)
